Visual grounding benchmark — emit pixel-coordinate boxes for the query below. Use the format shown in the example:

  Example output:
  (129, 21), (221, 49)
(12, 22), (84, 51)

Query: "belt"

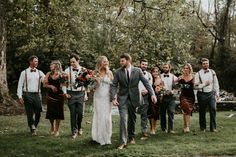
(23, 92), (40, 94)
(198, 91), (214, 94)
(67, 90), (85, 93)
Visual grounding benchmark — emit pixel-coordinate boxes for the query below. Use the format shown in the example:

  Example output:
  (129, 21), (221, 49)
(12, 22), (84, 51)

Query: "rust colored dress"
(179, 78), (195, 115)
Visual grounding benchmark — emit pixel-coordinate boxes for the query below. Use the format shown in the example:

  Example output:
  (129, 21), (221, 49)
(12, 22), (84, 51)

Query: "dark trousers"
(23, 92), (42, 132)
(160, 95), (176, 131)
(128, 99), (137, 140)
(67, 91), (85, 135)
(197, 91), (217, 131)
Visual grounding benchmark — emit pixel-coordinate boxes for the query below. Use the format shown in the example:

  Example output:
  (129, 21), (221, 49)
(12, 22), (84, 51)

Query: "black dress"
(46, 75), (64, 120)
(147, 84), (161, 120)
(179, 78), (195, 115)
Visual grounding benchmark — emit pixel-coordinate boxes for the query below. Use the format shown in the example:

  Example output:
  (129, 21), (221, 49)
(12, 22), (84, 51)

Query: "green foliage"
(6, 0), (200, 77)
(6, 0), (236, 93)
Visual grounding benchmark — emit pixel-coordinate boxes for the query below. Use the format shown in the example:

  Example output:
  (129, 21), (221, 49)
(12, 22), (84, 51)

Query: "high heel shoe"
(183, 127), (190, 133)
(54, 131), (59, 137)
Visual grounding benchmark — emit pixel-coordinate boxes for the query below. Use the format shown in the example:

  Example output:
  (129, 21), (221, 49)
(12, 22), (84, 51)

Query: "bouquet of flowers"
(74, 68), (98, 89)
(179, 83), (190, 89)
(58, 72), (68, 84)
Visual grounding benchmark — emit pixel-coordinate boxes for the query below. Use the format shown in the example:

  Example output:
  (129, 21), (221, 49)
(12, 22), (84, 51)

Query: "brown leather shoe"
(78, 129), (83, 135)
(168, 130), (176, 134)
(211, 129), (218, 132)
(129, 138), (136, 144)
(31, 129), (37, 136)
(72, 133), (77, 139)
(140, 133), (149, 140)
(117, 144), (127, 150)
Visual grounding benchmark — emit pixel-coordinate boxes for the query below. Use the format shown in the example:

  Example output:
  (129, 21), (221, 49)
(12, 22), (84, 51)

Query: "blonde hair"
(51, 60), (62, 74)
(95, 56), (109, 73)
(182, 63), (193, 74)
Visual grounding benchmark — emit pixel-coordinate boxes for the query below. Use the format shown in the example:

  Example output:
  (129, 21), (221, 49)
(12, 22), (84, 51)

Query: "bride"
(91, 56), (113, 145)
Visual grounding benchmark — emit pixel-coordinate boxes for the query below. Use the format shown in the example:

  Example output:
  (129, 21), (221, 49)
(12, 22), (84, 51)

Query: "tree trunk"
(0, 0), (24, 115)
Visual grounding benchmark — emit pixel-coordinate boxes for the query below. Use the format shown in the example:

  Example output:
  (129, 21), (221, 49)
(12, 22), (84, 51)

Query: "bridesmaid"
(178, 63), (195, 133)
(148, 67), (164, 134)
(43, 60), (66, 137)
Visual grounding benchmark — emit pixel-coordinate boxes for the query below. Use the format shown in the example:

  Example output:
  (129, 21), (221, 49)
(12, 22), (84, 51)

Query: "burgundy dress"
(179, 78), (195, 115)
(46, 75), (64, 120)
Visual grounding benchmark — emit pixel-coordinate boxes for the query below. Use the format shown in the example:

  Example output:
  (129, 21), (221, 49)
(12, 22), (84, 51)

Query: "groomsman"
(160, 63), (178, 133)
(194, 58), (220, 132)
(63, 54), (87, 139)
(138, 59), (153, 140)
(17, 55), (45, 136)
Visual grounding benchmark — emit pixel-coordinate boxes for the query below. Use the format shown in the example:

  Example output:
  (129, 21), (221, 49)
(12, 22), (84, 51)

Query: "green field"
(0, 108), (235, 157)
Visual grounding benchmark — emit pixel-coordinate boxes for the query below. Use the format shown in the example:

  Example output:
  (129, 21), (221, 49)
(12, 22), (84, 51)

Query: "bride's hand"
(112, 99), (119, 106)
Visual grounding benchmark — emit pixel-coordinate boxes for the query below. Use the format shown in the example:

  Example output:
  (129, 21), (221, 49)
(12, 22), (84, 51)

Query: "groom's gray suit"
(111, 66), (155, 145)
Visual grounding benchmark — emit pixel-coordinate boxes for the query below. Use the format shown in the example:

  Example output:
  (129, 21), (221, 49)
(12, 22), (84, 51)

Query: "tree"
(0, 0), (24, 115)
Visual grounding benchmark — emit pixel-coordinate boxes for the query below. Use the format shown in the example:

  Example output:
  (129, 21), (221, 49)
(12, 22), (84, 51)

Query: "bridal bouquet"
(74, 68), (94, 88)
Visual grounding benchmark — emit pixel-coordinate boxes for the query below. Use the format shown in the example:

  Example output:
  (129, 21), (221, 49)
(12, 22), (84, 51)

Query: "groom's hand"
(151, 95), (157, 104)
(112, 99), (119, 106)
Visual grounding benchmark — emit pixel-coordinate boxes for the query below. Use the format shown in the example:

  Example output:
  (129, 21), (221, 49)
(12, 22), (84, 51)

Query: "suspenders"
(68, 66), (85, 91)
(198, 69), (215, 92)
(24, 69), (41, 92)
(25, 70), (28, 92)
(69, 67), (73, 91)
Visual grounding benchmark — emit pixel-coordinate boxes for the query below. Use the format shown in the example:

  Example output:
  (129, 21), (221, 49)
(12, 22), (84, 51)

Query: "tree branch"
(195, 9), (223, 42)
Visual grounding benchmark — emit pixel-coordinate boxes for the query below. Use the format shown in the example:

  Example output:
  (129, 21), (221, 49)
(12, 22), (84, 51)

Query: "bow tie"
(72, 69), (79, 72)
(204, 70), (209, 73)
(164, 74), (169, 77)
(30, 69), (36, 72)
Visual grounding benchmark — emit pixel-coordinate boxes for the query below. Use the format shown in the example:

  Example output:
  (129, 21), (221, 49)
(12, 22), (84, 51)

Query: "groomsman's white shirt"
(194, 69), (220, 97)
(138, 70), (153, 103)
(161, 73), (178, 92)
(63, 65), (85, 93)
(17, 67), (45, 99)
(138, 70), (153, 92)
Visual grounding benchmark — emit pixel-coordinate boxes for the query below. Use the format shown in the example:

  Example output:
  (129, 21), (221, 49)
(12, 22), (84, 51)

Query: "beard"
(163, 70), (169, 74)
(121, 64), (127, 68)
(141, 67), (147, 71)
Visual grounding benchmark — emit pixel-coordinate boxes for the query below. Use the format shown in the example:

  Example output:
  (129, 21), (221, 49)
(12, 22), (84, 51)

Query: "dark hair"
(201, 58), (209, 63)
(140, 59), (148, 64)
(28, 55), (38, 63)
(69, 53), (80, 61)
(163, 63), (171, 69)
(120, 53), (132, 61)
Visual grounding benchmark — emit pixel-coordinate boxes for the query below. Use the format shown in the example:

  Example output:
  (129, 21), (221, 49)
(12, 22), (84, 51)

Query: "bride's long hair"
(95, 56), (109, 74)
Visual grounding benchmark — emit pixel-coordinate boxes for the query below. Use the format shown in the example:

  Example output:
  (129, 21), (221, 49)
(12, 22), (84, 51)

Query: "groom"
(111, 53), (157, 149)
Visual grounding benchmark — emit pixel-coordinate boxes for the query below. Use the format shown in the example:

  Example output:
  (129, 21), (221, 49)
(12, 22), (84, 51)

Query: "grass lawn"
(0, 107), (235, 157)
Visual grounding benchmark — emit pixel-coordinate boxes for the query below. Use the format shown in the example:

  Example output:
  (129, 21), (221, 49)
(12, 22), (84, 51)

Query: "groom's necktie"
(126, 69), (130, 83)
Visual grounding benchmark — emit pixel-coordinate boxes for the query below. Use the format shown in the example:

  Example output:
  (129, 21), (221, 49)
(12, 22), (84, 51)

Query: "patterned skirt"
(180, 94), (194, 115)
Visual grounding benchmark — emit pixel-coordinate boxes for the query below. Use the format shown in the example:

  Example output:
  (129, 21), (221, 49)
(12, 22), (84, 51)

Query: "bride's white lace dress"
(92, 74), (112, 145)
